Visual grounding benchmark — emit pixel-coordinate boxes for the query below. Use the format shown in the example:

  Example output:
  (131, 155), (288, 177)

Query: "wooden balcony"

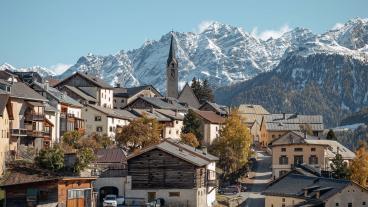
(10, 128), (28, 137)
(25, 113), (45, 122)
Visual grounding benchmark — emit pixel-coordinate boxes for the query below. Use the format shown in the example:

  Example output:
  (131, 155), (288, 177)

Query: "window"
(282, 198), (285, 202)
(169, 130), (171, 134)
(294, 155), (304, 165)
(348, 203), (352, 207)
(335, 203), (339, 206)
(281, 148), (286, 152)
(176, 120), (178, 124)
(294, 148), (303, 152)
(169, 192), (180, 197)
(363, 202), (366, 206)
(309, 155), (318, 165)
(279, 156), (288, 165)
(95, 116), (102, 121)
(176, 130), (179, 135)
(109, 126), (113, 132)
(311, 147), (316, 152)
(96, 127), (103, 132)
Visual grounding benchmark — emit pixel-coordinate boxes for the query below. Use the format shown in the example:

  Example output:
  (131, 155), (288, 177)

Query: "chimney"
(61, 92), (65, 99)
(44, 80), (49, 91)
(304, 189), (308, 197)
(316, 191), (320, 199)
(201, 146), (207, 155)
(150, 106), (154, 113)
(116, 83), (121, 88)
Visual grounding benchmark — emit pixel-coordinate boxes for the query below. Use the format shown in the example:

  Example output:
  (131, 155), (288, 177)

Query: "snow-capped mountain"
(2, 18), (368, 93)
(0, 63), (56, 77)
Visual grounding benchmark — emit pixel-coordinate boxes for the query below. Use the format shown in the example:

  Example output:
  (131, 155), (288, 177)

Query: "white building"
(82, 104), (136, 138)
(192, 110), (226, 145)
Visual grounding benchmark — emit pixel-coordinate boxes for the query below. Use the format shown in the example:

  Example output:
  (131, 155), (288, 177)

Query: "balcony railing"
(206, 179), (218, 187)
(10, 128), (28, 136)
(26, 130), (45, 137)
(25, 113), (45, 121)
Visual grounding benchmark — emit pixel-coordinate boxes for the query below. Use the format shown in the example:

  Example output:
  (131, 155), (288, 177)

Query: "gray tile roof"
(264, 114), (324, 131)
(155, 109), (184, 120)
(10, 82), (47, 101)
(114, 85), (161, 98)
(263, 173), (353, 201)
(200, 101), (229, 115)
(130, 109), (172, 122)
(64, 85), (97, 102)
(88, 104), (136, 120)
(45, 103), (58, 112)
(139, 97), (187, 111)
(127, 139), (218, 167)
(33, 82), (82, 107)
(57, 72), (113, 89)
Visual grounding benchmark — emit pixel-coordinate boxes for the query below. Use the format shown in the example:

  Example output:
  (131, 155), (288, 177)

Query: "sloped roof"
(155, 108), (184, 120)
(199, 101), (229, 116)
(238, 104), (270, 115)
(193, 110), (226, 124)
(56, 72), (112, 89)
(130, 108), (172, 122)
(0, 93), (9, 116)
(33, 82), (82, 107)
(96, 148), (127, 164)
(263, 114), (324, 131)
(133, 97), (187, 111)
(263, 173), (357, 201)
(270, 131), (320, 146)
(127, 139), (218, 167)
(114, 85), (161, 98)
(63, 85), (97, 102)
(88, 104), (136, 120)
(178, 83), (200, 108)
(45, 103), (58, 112)
(305, 139), (355, 159)
(10, 82), (47, 101)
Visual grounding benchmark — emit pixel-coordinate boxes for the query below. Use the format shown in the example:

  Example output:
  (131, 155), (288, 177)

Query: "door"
(294, 155), (304, 166)
(147, 192), (156, 202)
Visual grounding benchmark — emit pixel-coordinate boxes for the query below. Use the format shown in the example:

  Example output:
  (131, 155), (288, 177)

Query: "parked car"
(240, 184), (247, 192)
(116, 197), (125, 207)
(103, 194), (117, 207)
(218, 186), (240, 195)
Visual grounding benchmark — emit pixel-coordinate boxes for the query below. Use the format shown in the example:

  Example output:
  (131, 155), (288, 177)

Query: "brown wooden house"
(0, 164), (96, 207)
(126, 139), (218, 207)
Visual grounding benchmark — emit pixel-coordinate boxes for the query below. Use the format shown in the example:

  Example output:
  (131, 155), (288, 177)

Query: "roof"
(155, 108), (184, 120)
(177, 83), (200, 108)
(0, 93), (9, 116)
(305, 139), (355, 159)
(33, 82), (82, 107)
(0, 79), (11, 86)
(45, 103), (58, 112)
(127, 139), (218, 167)
(96, 148), (127, 164)
(238, 104), (270, 115)
(269, 131), (320, 146)
(263, 114), (324, 131)
(46, 79), (60, 87)
(130, 96), (187, 111)
(10, 82), (47, 101)
(56, 72), (113, 89)
(193, 110), (226, 124)
(114, 85), (161, 98)
(167, 33), (177, 66)
(199, 101), (229, 116)
(130, 108), (172, 122)
(63, 85), (97, 102)
(88, 104), (136, 120)
(263, 173), (355, 201)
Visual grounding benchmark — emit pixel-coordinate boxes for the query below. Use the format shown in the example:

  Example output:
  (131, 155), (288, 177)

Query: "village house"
(199, 101), (229, 117)
(82, 104), (136, 138)
(192, 110), (226, 145)
(8, 81), (51, 152)
(260, 113), (324, 146)
(0, 70), (21, 83)
(0, 93), (12, 176)
(269, 131), (355, 179)
(0, 163), (96, 207)
(238, 104), (270, 143)
(88, 148), (128, 204)
(177, 83), (201, 109)
(263, 172), (368, 207)
(130, 108), (184, 140)
(113, 84), (162, 109)
(13, 71), (43, 85)
(32, 81), (85, 142)
(55, 72), (114, 109)
(126, 139), (218, 207)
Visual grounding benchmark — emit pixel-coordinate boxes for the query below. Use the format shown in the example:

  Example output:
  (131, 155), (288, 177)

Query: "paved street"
(240, 150), (272, 207)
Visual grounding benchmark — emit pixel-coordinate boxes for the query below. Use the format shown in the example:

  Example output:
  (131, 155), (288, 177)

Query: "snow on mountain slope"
(2, 18), (368, 92)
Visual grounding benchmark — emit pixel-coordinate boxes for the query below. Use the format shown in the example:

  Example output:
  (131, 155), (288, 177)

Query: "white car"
(103, 194), (117, 207)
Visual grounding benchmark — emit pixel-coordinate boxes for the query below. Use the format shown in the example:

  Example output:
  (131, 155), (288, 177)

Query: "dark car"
(218, 186), (240, 195)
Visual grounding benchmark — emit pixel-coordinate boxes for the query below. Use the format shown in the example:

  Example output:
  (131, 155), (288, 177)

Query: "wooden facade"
(1, 177), (96, 207)
(128, 149), (206, 189)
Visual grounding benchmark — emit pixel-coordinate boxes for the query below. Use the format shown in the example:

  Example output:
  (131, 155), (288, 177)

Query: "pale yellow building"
(263, 172), (368, 207)
(192, 110), (226, 145)
(0, 93), (12, 176)
(238, 104), (269, 143)
(270, 131), (355, 179)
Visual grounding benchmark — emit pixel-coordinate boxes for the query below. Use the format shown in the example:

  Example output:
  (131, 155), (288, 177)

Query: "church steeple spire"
(166, 32), (179, 98)
(167, 33), (177, 66)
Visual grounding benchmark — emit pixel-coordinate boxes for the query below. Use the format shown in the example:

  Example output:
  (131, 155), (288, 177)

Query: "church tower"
(166, 33), (179, 98)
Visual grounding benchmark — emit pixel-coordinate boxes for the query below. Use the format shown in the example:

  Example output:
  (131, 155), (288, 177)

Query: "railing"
(25, 113), (45, 121)
(10, 128), (28, 136)
(206, 179), (218, 187)
(26, 130), (45, 137)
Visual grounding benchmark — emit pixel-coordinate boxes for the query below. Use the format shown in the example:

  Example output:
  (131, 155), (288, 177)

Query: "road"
(240, 150), (272, 207)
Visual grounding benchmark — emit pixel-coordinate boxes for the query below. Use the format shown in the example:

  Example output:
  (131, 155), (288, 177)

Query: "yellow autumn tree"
(180, 133), (200, 147)
(209, 109), (252, 177)
(350, 143), (368, 187)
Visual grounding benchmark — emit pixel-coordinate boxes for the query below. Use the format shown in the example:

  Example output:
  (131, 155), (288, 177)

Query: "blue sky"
(0, 0), (367, 74)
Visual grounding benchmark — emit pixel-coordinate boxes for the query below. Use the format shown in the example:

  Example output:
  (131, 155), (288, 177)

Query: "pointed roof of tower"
(167, 33), (177, 66)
